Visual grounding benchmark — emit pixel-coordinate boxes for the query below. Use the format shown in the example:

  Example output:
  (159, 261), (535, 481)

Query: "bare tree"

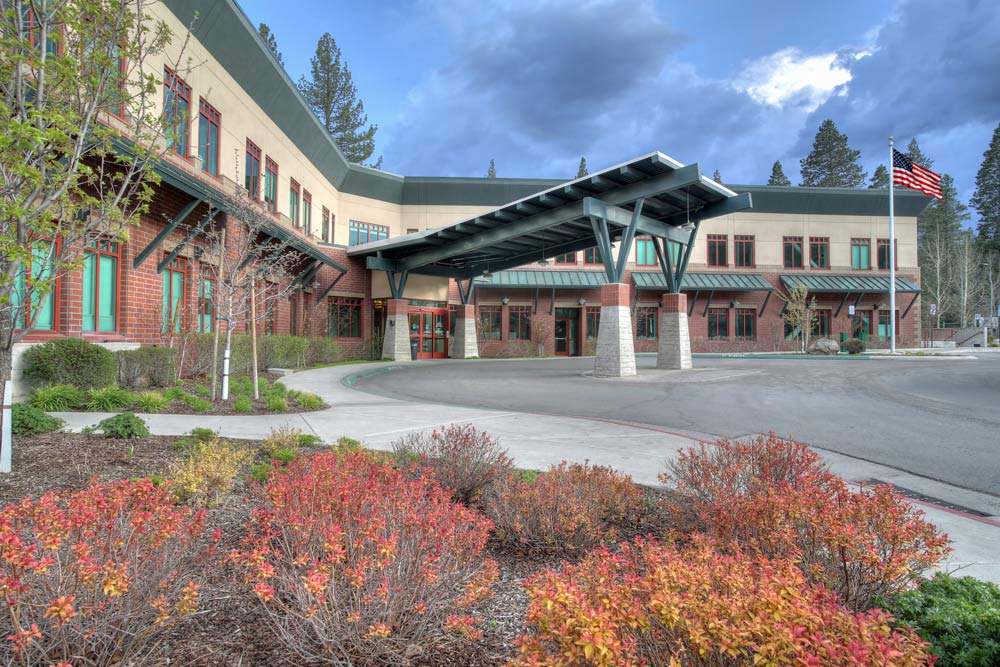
(919, 222), (955, 328)
(0, 0), (191, 382)
(953, 231), (983, 328)
(779, 286), (817, 352)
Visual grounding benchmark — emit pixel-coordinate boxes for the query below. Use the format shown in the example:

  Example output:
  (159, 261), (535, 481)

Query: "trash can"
(409, 338), (419, 360)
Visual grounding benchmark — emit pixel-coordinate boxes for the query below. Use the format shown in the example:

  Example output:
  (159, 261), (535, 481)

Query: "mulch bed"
(0, 434), (671, 666)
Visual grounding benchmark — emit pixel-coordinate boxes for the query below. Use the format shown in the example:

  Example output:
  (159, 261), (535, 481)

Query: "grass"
(310, 358), (379, 369)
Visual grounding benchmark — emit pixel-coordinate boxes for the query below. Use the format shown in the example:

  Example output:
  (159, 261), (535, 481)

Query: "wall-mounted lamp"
(311, 280), (321, 289)
(578, 297), (587, 306)
(730, 300), (740, 308)
(501, 296), (510, 305)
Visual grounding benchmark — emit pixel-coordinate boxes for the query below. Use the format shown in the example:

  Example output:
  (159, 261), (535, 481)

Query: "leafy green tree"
(297, 33), (377, 164)
(971, 121), (1000, 254)
(869, 164), (889, 189)
(486, 159), (497, 178)
(577, 157), (588, 178)
(258, 23), (283, 66)
(0, 0), (178, 383)
(767, 160), (791, 186)
(799, 119), (867, 187)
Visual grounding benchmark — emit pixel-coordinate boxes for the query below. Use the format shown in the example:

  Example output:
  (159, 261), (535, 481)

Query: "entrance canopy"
(348, 152), (752, 296)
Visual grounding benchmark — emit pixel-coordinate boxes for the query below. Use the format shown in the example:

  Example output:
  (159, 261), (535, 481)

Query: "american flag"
(892, 148), (942, 200)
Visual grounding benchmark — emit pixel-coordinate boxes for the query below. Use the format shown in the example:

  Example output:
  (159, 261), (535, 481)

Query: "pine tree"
(869, 164), (889, 189)
(712, 169), (722, 183)
(577, 157), (588, 178)
(486, 159), (497, 178)
(767, 161), (791, 186)
(971, 121), (1000, 254)
(298, 33), (377, 164)
(258, 23), (284, 66)
(906, 138), (933, 169)
(799, 119), (867, 187)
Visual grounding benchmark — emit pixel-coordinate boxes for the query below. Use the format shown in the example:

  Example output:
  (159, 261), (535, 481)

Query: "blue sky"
(240, 0), (999, 207)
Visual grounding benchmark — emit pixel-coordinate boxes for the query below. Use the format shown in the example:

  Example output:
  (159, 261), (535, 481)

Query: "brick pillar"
(657, 292), (692, 370)
(381, 299), (412, 361)
(449, 303), (479, 359)
(595, 283), (636, 377)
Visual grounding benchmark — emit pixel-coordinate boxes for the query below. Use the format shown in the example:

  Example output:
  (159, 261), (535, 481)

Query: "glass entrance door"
(554, 319), (568, 355)
(409, 309), (449, 359)
(554, 308), (580, 356)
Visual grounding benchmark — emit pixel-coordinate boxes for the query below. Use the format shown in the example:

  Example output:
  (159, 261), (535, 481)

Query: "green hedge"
(22, 339), (116, 389)
(115, 347), (178, 388)
(173, 334), (345, 377)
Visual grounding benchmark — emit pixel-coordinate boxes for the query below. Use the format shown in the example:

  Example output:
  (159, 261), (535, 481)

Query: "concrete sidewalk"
(54, 360), (1000, 583)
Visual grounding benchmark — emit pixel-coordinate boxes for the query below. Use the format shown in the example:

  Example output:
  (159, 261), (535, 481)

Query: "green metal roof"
(633, 272), (774, 291)
(779, 274), (921, 293)
(474, 270), (608, 289)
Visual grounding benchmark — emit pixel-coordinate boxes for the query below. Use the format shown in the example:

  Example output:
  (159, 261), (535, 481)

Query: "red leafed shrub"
(231, 451), (497, 666)
(659, 433), (951, 610)
(392, 423), (513, 505)
(0, 479), (214, 667)
(512, 536), (935, 667)
(483, 461), (644, 553)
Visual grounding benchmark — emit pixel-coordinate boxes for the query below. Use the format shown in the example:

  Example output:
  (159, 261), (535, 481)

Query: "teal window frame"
(197, 98), (220, 175)
(245, 139), (261, 200)
(851, 238), (871, 270)
(302, 190), (312, 235)
(735, 235), (755, 267)
(349, 220), (389, 246)
(783, 236), (803, 269)
(197, 275), (214, 333)
(264, 157), (278, 212)
(636, 238), (657, 266)
(162, 256), (187, 334)
(13, 239), (58, 332)
(82, 239), (119, 333)
(163, 68), (190, 156)
(289, 179), (300, 227)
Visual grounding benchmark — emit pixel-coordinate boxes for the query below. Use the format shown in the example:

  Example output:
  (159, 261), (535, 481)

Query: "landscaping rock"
(807, 338), (840, 355)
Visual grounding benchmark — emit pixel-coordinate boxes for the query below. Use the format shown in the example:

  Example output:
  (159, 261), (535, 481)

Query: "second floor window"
(636, 238), (657, 266)
(554, 253), (576, 264)
(349, 220), (389, 246)
(264, 158), (278, 212)
(584, 246), (602, 265)
(289, 179), (300, 226)
(783, 236), (803, 269)
(245, 140), (261, 200)
(163, 68), (190, 156)
(322, 207), (331, 243)
(198, 99), (221, 175)
(810, 237), (830, 269)
(877, 239), (897, 270)
(707, 234), (727, 267)
(303, 190), (312, 235)
(851, 238), (871, 270)
(735, 234), (754, 267)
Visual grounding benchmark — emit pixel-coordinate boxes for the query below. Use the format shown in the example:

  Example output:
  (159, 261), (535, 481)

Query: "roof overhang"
(348, 152), (752, 279)
(779, 274), (921, 294)
(634, 271), (774, 291)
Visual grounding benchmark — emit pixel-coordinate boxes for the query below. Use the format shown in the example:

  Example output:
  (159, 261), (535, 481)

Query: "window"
(813, 310), (831, 337)
(163, 68), (190, 156)
(289, 179), (300, 227)
(877, 239), (897, 270)
(289, 294), (299, 336)
(851, 238), (871, 270)
(585, 306), (600, 340)
(302, 190), (312, 235)
(636, 307), (657, 340)
(245, 140), (261, 200)
(877, 310), (899, 337)
(636, 238), (657, 266)
(23, 7), (61, 55)
(708, 307), (729, 339)
(261, 282), (276, 335)
(479, 306), (501, 340)
(507, 306), (531, 339)
(13, 239), (58, 331)
(783, 236), (803, 269)
(406, 228), (418, 235)
(735, 308), (755, 339)
(707, 234), (727, 267)
(809, 237), (830, 269)
(197, 99), (221, 176)
(349, 220), (389, 246)
(162, 256), (187, 333)
(322, 207), (331, 243)
(554, 253), (576, 265)
(584, 247), (603, 265)
(198, 275), (214, 333)
(264, 157), (278, 213)
(326, 297), (361, 338)
(851, 310), (872, 338)
(82, 238), (119, 332)
(735, 235), (755, 268)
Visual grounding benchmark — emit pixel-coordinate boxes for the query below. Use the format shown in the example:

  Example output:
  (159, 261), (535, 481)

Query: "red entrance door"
(408, 310), (449, 359)
(554, 313), (579, 356)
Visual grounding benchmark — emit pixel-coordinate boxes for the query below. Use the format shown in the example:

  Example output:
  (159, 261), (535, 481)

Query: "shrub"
(883, 574), (1000, 667)
(258, 335), (308, 369)
(264, 395), (288, 411)
(85, 385), (135, 411)
(96, 413), (150, 439)
(660, 433), (951, 610)
(190, 427), (217, 442)
(231, 451), (497, 665)
(11, 403), (64, 436)
(265, 381), (288, 398)
(269, 447), (298, 465)
(250, 463), (272, 484)
(292, 391), (324, 410)
(512, 536), (933, 667)
(297, 433), (323, 447)
(21, 338), (116, 389)
(262, 425), (301, 456)
(192, 384), (211, 398)
(483, 461), (643, 553)
(181, 393), (212, 413)
(115, 346), (178, 388)
(392, 424), (513, 505)
(845, 337), (866, 354)
(134, 390), (169, 413)
(0, 479), (214, 667)
(164, 386), (187, 401)
(304, 336), (340, 366)
(232, 395), (253, 413)
(231, 376), (254, 397)
(169, 438), (253, 507)
(29, 384), (84, 411)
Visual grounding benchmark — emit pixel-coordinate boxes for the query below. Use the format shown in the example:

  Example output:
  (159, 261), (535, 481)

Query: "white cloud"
(737, 47), (867, 111)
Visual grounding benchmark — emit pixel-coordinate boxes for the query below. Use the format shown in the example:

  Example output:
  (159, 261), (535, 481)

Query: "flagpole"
(888, 136), (897, 353)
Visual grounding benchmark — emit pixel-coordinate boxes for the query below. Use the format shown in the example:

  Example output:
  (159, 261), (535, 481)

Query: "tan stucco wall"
(371, 273), (450, 300)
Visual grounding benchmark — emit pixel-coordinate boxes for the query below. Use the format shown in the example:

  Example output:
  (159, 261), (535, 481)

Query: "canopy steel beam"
(287, 260), (323, 299)
(456, 279), (475, 305)
(386, 270), (409, 299)
(674, 219), (701, 290)
(134, 198), (201, 269)
(658, 192), (753, 226)
(651, 236), (677, 293)
(583, 198), (691, 244)
(156, 209), (218, 273)
(703, 291), (715, 317)
(688, 290), (699, 317)
(834, 293), (850, 318)
(614, 198), (645, 283)
(901, 293), (919, 319)
(759, 290), (772, 318)
(590, 215), (617, 283)
(313, 271), (347, 302)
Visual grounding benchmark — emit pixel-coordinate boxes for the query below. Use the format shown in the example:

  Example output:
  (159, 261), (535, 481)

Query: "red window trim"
(349, 220), (389, 245)
(877, 238), (898, 270)
(24, 8), (64, 55)
(734, 307), (756, 339)
(245, 139), (262, 200)
(322, 206), (332, 243)
(635, 306), (657, 339)
(328, 296), (363, 339)
(302, 189), (312, 235)
(86, 237), (122, 334)
(851, 238), (872, 271)
(809, 236), (830, 270)
(264, 157), (278, 213)
(707, 307), (729, 339)
(635, 237), (657, 266)
(584, 247), (603, 265)
(479, 305), (501, 340)
(163, 67), (191, 157)
(198, 98), (221, 176)
(734, 234), (755, 268)
(554, 253), (577, 265)
(163, 254), (188, 333)
(198, 272), (215, 333)
(706, 234), (727, 267)
(783, 236), (804, 269)
(508, 305), (531, 340)
(289, 178), (301, 227)
(15, 236), (62, 334)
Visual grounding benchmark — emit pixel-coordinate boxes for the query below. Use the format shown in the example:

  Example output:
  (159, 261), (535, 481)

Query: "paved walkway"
(54, 360), (1000, 583)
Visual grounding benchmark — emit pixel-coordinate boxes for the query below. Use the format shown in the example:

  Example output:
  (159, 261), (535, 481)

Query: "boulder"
(807, 337), (840, 355)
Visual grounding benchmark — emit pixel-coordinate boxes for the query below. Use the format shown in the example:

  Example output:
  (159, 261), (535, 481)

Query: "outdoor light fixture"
(311, 280), (321, 289)
(679, 190), (695, 232)
(481, 268), (492, 280)
(578, 297), (587, 306)
(680, 221), (696, 232)
(501, 297), (510, 305)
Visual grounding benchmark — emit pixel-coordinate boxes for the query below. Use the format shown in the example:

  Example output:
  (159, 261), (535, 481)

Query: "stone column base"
(449, 304), (479, 359)
(594, 283), (636, 377)
(657, 293), (692, 370)
(381, 298), (413, 361)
